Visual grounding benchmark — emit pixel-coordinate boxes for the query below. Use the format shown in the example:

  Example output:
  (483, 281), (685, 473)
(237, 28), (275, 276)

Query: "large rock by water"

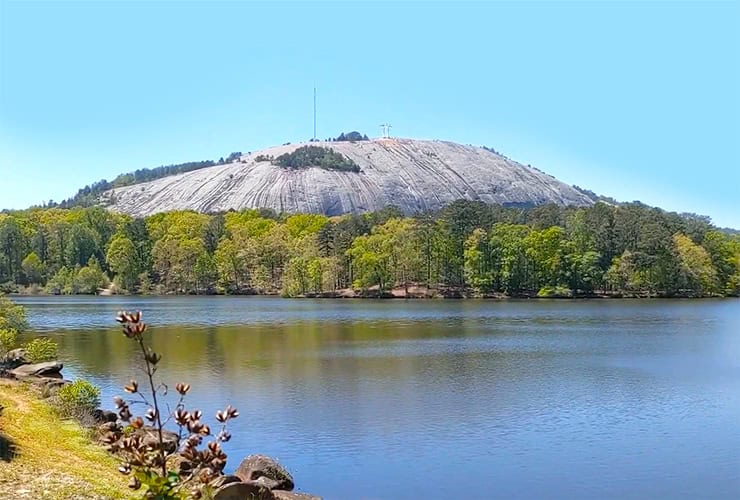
(10, 361), (63, 378)
(213, 481), (273, 500)
(235, 455), (294, 491)
(103, 138), (594, 217)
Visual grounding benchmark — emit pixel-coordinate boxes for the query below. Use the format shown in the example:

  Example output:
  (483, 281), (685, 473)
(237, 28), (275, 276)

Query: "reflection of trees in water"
(48, 319), (550, 406)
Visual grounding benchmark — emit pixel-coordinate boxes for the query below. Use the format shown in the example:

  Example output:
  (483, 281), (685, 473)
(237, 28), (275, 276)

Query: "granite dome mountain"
(101, 138), (594, 217)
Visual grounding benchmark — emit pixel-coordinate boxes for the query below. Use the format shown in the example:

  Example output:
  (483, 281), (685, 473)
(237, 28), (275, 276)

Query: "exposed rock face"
(103, 138), (593, 217)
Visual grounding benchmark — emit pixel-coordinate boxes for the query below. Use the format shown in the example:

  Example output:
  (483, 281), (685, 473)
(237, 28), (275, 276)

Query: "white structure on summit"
(379, 123), (392, 138)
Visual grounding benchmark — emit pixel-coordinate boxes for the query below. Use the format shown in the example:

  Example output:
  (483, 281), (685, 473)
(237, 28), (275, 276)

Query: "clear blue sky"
(1, 0), (738, 227)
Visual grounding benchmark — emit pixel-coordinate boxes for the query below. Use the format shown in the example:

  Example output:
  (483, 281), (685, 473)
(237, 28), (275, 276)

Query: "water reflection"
(15, 297), (740, 499)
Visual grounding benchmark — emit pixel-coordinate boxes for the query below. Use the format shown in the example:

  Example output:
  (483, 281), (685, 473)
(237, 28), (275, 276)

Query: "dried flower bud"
(187, 420), (203, 434)
(198, 467), (215, 484)
(199, 424), (211, 436)
(174, 408), (189, 426)
(217, 430), (231, 442)
(145, 408), (157, 422)
(113, 396), (125, 408)
(176, 383), (191, 395)
(191, 409), (203, 421)
(225, 405), (239, 419)
(144, 348), (161, 365)
(124, 380), (138, 393)
(130, 417), (144, 430)
(215, 410), (226, 423)
(118, 406), (132, 421)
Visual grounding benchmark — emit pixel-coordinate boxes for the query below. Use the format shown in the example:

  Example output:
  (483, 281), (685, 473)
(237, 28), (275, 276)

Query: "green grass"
(0, 381), (135, 499)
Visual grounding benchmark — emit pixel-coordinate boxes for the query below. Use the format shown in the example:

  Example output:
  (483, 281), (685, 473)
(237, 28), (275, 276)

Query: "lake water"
(14, 296), (740, 499)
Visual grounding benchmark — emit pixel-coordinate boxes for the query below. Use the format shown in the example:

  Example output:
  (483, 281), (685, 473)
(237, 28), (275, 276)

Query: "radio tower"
(313, 87), (317, 141)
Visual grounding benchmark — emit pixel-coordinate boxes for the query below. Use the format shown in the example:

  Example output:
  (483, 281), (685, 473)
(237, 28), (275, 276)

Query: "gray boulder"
(91, 408), (118, 424)
(10, 361), (63, 378)
(35, 377), (70, 397)
(0, 348), (30, 368)
(213, 481), (274, 500)
(235, 455), (294, 491)
(210, 474), (243, 489)
(135, 426), (179, 453)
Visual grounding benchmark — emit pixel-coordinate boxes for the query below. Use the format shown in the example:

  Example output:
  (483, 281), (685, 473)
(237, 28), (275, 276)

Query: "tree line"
(0, 201), (738, 297)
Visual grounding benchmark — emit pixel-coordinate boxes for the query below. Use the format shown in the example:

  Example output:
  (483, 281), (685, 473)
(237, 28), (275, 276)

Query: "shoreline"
(9, 289), (733, 300)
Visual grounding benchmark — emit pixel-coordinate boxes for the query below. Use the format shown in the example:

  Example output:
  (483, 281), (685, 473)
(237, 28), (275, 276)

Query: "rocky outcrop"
(103, 138), (594, 217)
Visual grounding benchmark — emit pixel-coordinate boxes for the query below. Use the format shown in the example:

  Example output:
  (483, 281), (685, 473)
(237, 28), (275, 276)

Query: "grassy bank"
(0, 380), (133, 500)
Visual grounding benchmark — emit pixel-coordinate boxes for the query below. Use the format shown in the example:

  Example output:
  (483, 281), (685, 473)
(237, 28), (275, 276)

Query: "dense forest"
(0, 201), (738, 298)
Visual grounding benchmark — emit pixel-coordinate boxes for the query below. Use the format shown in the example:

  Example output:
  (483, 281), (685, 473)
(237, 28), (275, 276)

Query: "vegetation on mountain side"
(332, 131), (369, 142)
(273, 146), (361, 173)
(0, 201), (737, 298)
(46, 153), (248, 209)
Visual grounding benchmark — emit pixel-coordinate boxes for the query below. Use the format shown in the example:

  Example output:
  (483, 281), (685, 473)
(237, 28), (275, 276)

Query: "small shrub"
(0, 328), (18, 353)
(56, 379), (101, 418)
(24, 337), (58, 362)
(0, 293), (27, 332)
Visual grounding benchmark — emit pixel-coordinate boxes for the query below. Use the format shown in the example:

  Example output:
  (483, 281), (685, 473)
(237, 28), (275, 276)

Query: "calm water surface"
(14, 296), (740, 499)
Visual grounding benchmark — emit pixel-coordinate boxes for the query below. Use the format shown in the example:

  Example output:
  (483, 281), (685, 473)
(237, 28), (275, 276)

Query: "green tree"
(489, 224), (531, 294)
(464, 228), (492, 293)
(106, 234), (140, 291)
(673, 233), (718, 296)
(0, 216), (27, 283)
(21, 251), (45, 284)
(74, 257), (109, 294)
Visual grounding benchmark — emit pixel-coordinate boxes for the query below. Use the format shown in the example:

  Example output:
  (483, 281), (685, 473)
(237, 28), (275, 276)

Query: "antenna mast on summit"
(313, 87), (317, 141)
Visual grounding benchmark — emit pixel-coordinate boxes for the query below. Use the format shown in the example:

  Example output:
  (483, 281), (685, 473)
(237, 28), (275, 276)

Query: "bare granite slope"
(102, 138), (593, 216)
